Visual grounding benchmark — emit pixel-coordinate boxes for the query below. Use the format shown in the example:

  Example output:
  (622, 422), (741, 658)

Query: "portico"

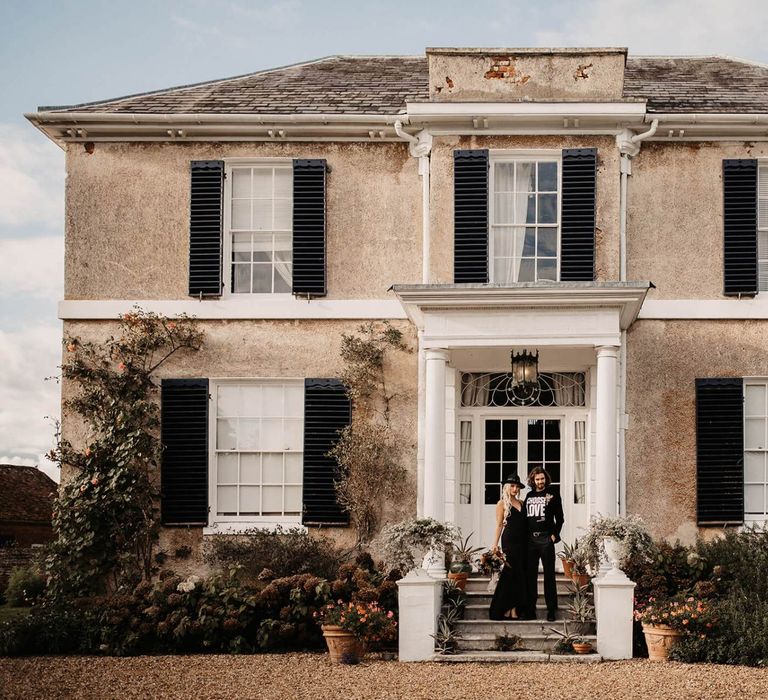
(394, 282), (650, 554)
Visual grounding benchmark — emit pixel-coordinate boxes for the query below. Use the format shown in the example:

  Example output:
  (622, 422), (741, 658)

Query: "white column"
(397, 569), (443, 661)
(423, 348), (449, 521)
(593, 569), (637, 659)
(595, 345), (620, 517)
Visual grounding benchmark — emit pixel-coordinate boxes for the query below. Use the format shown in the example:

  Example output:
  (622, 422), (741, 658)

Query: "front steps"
(440, 574), (598, 661)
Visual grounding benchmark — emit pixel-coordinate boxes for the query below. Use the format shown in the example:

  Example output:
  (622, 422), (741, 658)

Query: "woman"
(488, 474), (529, 621)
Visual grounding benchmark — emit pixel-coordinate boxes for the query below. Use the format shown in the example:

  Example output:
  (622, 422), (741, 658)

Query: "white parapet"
(593, 568), (637, 660)
(396, 568), (443, 661)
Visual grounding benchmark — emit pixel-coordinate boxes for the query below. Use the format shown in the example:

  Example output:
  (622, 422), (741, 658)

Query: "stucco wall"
(60, 318), (419, 561)
(628, 141), (768, 299)
(64, 142), (422, 300)
(626, 319), (768, 542)
(429, 135), (620, 283)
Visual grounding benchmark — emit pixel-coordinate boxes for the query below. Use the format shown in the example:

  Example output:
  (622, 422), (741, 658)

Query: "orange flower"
(85, 448), (92, 457)
(66, 343), (76, 353)
(167, 322), (176, 330)
(91, 477), (99, 486)
(118, 362), (126, 371)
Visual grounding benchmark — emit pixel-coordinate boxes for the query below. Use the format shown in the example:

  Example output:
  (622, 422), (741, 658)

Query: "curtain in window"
(459, 421), (472, 504)
(552, 373), (586, 406)
(461, 373), (490, 407)
(574, 420), (586, 504)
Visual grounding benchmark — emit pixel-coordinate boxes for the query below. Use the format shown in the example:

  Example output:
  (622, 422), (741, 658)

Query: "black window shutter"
(189, 161), (224, 297)
(723, 159), (757, 296)
(560, 148), (597, 281)
(454, 149), (489, 283)
(695, 378), (744, 525)
(302, 378), (350, 525)
(292, 159), (327, 297)
(161, 378), (209, 525)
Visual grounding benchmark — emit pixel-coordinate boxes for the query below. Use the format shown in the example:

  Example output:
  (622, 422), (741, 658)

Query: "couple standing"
(488, 467), (564, 622)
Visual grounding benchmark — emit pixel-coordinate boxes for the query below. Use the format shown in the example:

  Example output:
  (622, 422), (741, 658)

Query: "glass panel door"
(483, 419), (520, 504)
(526, 418), (561, 494)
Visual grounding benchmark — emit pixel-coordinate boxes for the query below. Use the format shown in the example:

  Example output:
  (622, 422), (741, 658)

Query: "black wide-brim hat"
(503, 474), (525, 488)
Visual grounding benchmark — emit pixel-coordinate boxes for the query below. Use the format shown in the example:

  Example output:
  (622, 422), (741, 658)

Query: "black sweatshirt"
(524, 486), (564, 543)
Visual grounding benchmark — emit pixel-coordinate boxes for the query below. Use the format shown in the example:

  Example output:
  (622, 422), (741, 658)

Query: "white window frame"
(222, 158), (294, 298)
(744, 378), (768, 523)
(207, 377), (304, 530)
(758, 162), (768, 293)
(488, 150), (562, 284)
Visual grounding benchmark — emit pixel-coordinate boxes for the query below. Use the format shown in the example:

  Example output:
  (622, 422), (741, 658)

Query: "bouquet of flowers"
(634, 594), (715, 637)
(314, 600), (398, 643)
(477, 548), (509, 593)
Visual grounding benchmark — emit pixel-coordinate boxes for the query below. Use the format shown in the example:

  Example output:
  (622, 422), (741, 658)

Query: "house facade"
(28, 48), (768, 568)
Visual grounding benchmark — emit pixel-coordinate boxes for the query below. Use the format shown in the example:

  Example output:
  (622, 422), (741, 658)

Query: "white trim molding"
(58, 298), (407, 321)
(639, 299), (768, 319)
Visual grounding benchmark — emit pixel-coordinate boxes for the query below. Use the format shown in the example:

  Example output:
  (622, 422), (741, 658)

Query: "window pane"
(285, 486), (302, 514)
(252, 168), (272, 196)
(284, 418), (303, 450)
(745, 484), (765, 514)
(218, 454), (238, 484)
(486, 420), (501, 439)
(284, 385), (303, 417)
(274, 198), (292, 230)
(217, 419), (237, 450)
(252, 200), (272, 230)
(495, 162), (514, 191)
(285, 453), (303, 483)
(522, 228), (536, 256)
(528, 419), (543, 439)
(233, 264), (251, 293)
(516, 162), (535, 192)
(545, 420), (561, 439)
(745, 452), (766, 483)
(537, 229), (557, 257)
(252, 233), (272, 262)
(746, 384), (766, 416)
(484, 484), (500, 505)
(502, 420), (518, 439)
(263, 453), (283, 483)
(538, 258), (557, 281)
(494, 194), (515, 224)
(518, 258), (535, 282)
(239, 418), (260, 450)
(485, 463), (500, 483)
(274, 268), (292, 294)
(262, 384), (284, 416)
(233, 232), (252, 261)
(274, 168), (292, 198)
(232, 169), (251, 198)
(262, 418), (283, 450)
(263, 486), (283, 514)
(240, 486), (260, 515)
(745, 418), (766, 450)
(538, 194), (557, 224)
(538, 162), (557, 192)
(485, 441), (500, 461)
(524, 194), (536, 224)
(241, 453), (260, 483)
(240, 385), (261, 415)
(252, 265), (272, 293)
(274, 232), (292, 260)
(217, 486), (237, 515)
(231, 199), (251, 229)
(217, 385), (239, 416)
(493, 258), (514, 285)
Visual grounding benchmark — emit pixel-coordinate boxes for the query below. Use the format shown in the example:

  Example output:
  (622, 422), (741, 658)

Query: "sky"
(1, 0), (768, 481)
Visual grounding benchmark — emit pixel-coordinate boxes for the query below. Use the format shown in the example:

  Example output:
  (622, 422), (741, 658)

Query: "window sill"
(203, 520), (305, 535)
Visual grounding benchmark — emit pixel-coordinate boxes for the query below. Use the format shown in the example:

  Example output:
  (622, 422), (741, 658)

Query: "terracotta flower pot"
(642, 624), (683, 661)
(572, 642), (593, 655)
(322, 625), (365, 664)
(447, 572), (469, 590)
(571, 572), (591, 588)
(561, 559), (574, 578)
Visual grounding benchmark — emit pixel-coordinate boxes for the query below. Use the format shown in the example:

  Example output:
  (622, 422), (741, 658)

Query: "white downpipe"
(394, 119), (432, 284)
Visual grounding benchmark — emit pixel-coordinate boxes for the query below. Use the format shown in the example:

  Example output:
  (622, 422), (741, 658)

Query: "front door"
(456, 412), (588, 553)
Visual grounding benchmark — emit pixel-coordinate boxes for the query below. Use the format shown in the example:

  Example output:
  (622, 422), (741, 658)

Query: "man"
(523, 466), (564, 622)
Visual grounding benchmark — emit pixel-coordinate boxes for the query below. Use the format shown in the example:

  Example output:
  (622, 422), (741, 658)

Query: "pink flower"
(91, 477), (99, 486)
(387, 611), (394, 618)
(118, 362), (126, 371)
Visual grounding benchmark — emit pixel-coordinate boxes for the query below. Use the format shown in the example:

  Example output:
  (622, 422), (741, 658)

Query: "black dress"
(489, 504), (528, 620)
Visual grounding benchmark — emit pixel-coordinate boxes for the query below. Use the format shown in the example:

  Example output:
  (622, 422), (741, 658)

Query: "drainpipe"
(394, 120), (433, 284)
(615, 118), (658, 515)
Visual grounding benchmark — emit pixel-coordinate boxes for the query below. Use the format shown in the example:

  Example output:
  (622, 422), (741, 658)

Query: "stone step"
(464, 576), (576, 595)
(464, 591), (573, 606)
(462, 604), (588, 620)
(455, 619), (593, 637)
(456, 633), (597, 653)
(430, 650), (602, 663)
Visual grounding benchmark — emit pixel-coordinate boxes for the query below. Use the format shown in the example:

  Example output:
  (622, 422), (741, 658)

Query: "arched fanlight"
(510, 349), (539, 389)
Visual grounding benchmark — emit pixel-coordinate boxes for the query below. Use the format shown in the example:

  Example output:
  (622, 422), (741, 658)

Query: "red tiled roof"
(0, 465), (56, 524)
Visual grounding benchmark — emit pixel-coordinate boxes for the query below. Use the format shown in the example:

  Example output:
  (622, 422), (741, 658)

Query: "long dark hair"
(527, 465), (551, 489)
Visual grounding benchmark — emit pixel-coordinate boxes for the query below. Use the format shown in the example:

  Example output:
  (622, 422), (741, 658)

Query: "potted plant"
(380, 517), (457, 574)
(570, 545), (592, 588)
(548, 621), (580, 655)
(316, 600), (397, 664)
(571, 638), (594, 654)
(566, 582), (595, 635)
(558, 540), (577, 578)
(431, 609), (462, 655)
(581, 515), (654, 573)
(447, 531), (483, 590)
(635, 595), (712, 661)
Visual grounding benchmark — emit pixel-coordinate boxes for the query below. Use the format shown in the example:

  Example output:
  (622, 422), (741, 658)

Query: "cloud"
(0, 123), (64, 231)
(0, 236), (63, 299)
(533, 0), (768, 59)
(0, 323), (61, 469)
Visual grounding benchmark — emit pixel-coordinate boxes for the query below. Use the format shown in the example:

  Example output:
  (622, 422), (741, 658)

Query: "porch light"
(510, 349), (539, 389)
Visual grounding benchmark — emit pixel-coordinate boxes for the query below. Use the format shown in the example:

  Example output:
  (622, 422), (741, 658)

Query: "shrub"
(580, 515), (654, 572)
(0, 604), (100, 656)
(4, 566), (46, 607)
(379, 517), (457, 573)
(203, 527), (346, 581)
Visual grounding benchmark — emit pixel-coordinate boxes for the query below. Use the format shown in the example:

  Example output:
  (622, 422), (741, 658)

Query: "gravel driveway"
(1, 653), (766, 700)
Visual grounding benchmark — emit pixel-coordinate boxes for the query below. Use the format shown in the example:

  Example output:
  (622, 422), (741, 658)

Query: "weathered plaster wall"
(429, 135), (620, 283)
(64, 142), (422, 300)
(60, 318), (419, 563)
(628, 141), (768, 298)
(626, 319), (768, 542)
(427, 49), (626, 102)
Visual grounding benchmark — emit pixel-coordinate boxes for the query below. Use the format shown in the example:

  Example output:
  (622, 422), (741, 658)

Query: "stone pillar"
(396, 568), (443, 661)
(593, 569), (637, 660)
(595, 345), (620, 517)
(422, 348), (449, 577)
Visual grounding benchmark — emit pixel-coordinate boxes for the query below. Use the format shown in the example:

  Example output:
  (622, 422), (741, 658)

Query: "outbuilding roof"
(38, 54), (768, 116)
(0, 465), (56, 524)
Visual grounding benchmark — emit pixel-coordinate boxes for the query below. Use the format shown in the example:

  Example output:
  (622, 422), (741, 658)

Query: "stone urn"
(602, 536), (625, 573)
(642, 624), (683, 661)
(322, 625), (365, 664)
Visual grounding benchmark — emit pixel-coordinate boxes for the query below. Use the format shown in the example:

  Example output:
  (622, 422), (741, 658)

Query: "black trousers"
(526, 534), (558, 615)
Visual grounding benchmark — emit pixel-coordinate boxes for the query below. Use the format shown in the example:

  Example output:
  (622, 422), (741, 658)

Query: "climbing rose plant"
(45, 309), (204, 599)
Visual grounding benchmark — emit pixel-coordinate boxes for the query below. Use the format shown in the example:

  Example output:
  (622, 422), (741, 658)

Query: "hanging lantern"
(510, 349), (539, 389)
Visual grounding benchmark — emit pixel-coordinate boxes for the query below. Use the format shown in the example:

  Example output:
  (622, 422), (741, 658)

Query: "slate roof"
(0, 465), (56, 524)
(39, 54), (768, 116)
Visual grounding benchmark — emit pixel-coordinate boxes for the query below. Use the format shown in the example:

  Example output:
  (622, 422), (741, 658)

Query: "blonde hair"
(501, 482), (519, 517)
